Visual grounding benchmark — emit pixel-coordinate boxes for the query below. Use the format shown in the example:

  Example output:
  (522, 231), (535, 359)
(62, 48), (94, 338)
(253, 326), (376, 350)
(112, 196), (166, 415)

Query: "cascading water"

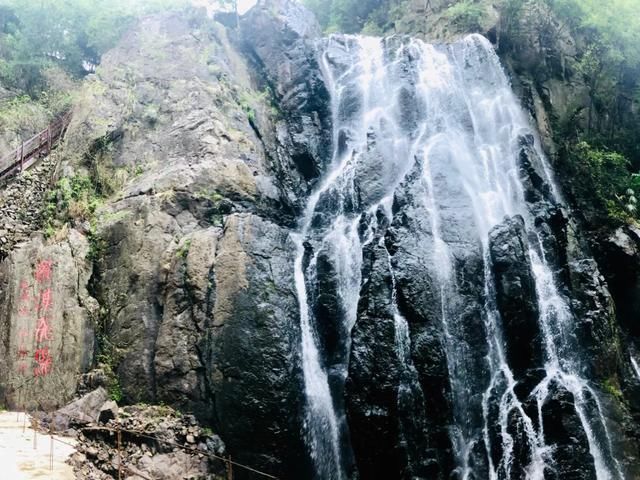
(632, 356), (640, 381)
(293, 32), (624, 479)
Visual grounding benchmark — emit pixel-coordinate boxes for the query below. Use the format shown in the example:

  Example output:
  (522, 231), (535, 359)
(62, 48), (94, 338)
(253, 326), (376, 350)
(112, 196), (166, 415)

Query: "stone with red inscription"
(38, 288), (53, 312)
(34, 259), (53, 283)
(33, 347), (53, 377)
(34, 317), (53, 343)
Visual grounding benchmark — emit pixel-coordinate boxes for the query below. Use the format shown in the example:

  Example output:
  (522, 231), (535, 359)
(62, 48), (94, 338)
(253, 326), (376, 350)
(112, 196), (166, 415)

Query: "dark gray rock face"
(541, 383), (597, 480)
(346, 238), (431, 479)
(489, 215), (543, 382)
(591, 226), (640, 474)
(208, 214), (307, 477)
(598, 227), (640, 338)
(240, 0), (332, 187)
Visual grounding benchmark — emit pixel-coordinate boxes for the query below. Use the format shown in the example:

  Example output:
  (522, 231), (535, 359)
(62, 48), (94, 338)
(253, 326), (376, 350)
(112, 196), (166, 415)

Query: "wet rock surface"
(541, 383), (597, 480)
(489, 215), (542, 382)
(1, 2), (640, 479)
(346, 239), (406, 478)
(240, 0), (332, 188)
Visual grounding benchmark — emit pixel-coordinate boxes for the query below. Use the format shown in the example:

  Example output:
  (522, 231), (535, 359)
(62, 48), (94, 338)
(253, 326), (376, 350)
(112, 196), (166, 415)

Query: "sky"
(238, 0), (258, 14)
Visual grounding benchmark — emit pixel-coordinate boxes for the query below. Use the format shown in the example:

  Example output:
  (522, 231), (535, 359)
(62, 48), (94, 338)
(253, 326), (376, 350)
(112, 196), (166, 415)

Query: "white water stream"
(293, 33), (623, 480)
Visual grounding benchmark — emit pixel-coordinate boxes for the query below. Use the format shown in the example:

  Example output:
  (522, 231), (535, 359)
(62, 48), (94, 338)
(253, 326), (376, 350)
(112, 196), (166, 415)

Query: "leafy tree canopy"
(553, 0), (640, 66)
(0, 0), (189, 95)
(303, 0), (402, 34)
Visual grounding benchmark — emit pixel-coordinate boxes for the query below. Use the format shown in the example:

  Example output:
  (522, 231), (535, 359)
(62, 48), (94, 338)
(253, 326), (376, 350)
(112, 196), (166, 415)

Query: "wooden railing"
(0, 111), (72, 181)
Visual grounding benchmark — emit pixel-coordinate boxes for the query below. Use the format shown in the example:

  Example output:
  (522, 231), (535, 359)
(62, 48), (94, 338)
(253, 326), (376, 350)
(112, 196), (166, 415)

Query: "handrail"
(0, 111), (72, 181)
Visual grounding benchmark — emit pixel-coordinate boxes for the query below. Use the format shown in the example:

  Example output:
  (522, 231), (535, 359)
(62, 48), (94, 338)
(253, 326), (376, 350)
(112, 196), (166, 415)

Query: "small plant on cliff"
(108, 377), (123, 403)
(176, 238), (192, 259)
(563, 141), (637, 223)
(444, 0), (486, 32)
(43, 174), (102, 237)
(602, 377), (625, 402)
(96, 337), (125, 402)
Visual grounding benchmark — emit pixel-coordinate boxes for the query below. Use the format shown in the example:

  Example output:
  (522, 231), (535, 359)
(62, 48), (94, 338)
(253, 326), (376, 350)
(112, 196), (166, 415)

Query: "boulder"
(55, 388), (110, 429)
(0, 230), (96, 411)
(98, 400), (119, 424)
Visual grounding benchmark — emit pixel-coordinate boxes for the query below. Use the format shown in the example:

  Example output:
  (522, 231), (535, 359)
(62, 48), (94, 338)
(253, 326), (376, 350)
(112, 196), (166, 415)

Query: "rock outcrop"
(1, 2), (639, 479)
(489, 215), (542, 383)
(39, 6), (324, 477)
(0, 229), (96, 410)
(241, 0), (332, 187)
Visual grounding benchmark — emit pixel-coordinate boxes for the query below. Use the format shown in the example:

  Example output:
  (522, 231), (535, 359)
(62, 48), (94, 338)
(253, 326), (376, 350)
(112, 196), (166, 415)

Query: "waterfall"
(632, 355), (640, 381)
(293, 33), (623, 479)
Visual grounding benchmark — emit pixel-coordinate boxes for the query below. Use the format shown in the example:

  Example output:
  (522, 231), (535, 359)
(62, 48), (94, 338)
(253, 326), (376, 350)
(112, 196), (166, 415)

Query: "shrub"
(444, 0), (486, 32)
(565, 141), (636, 223)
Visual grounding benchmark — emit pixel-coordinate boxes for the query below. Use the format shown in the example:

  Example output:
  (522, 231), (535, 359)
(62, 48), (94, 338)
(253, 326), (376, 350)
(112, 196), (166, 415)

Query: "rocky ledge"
(0, 153), (57, 259)
(38, 388), (227, 480)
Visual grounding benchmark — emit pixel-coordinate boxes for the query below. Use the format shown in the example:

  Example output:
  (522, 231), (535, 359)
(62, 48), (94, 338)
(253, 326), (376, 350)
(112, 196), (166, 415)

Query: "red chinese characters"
(15, 259), (56, 378)
(32, 259), (55, 378)
(33, 347), (53, 377)
(38, 288), (53, 312)
(34, 259), (53, 283)
(15, 326), (30, 375)
(34, 317), (53, 343)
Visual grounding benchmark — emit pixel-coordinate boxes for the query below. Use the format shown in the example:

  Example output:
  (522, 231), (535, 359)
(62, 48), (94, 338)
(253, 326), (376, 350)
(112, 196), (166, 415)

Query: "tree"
(303, 0), (397, 34)
(0, 0), (190, 95)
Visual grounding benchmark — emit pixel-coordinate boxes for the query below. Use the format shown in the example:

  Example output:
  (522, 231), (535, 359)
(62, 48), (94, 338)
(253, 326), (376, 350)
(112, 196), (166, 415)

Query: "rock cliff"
(0, 1), (639, 479)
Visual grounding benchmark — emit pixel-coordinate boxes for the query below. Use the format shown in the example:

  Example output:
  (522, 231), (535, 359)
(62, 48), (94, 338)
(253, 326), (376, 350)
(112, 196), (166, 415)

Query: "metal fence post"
(117, 426), (123, 480)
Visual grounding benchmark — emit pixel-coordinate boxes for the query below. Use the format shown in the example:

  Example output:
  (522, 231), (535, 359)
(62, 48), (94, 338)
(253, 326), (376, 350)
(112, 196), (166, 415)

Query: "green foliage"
(304, 0), (402, 34)
(0, 94), (47, 139)
(564, 141), (637, 223)
(176, 238), (192, 259)
(545, 0), (640, 128)
(108, 377), (124, 403)
(602, 377), (624, 402)
(97, 350), (124, 403)
(551, 0), (640, 67)
(238, 87), (277, 123)
(45, 175), (99, 223)
(444, 0), (485, 32)
(0, 0), (190, 95)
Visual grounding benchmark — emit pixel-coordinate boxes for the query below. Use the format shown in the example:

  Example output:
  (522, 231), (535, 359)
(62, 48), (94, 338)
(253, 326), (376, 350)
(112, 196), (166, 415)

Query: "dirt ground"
(0, 411), (76, 479)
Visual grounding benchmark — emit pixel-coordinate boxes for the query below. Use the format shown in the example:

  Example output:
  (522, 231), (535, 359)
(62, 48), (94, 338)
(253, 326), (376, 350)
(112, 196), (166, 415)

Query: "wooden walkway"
(0, 112), (71, 182)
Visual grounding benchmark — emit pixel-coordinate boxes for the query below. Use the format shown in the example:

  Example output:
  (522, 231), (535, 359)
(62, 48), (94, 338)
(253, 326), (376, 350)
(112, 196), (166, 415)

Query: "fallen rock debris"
(35, 389), (227, 479)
